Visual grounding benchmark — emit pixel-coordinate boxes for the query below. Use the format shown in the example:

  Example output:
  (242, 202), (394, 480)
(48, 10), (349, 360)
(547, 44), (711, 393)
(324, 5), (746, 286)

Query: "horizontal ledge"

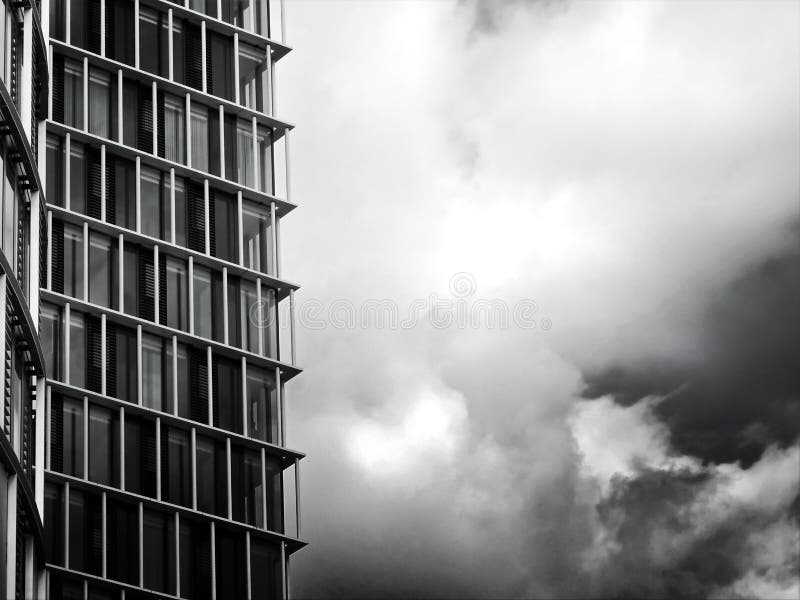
(46, 121), (298, 218)
(40, 289), (303, 380)
(47, 379), (307, 466)
(50, 39), (295, 133)
(48, 204), (301, 301)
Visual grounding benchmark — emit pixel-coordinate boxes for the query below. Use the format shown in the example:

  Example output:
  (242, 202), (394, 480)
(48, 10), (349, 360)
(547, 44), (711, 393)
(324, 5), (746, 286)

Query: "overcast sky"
(277, 1), (799, 598)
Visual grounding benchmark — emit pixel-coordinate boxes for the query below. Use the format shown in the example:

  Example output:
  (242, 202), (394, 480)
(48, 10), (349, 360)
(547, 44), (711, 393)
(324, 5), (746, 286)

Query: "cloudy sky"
(276, 1), (799, 598)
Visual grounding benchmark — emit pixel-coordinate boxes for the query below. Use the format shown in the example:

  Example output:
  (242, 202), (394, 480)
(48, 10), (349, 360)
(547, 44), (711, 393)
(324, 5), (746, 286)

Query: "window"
(193, 266), (225, 342)
(143, 510), (175, 593)
(173, 177), (187, 246)
(242, 201), (272, 274)
(196, 436), (227, 516)
(69, 312), (87, 388)
(61, 396), (84, 478)
(172, 19), (185, 84)
(247, 367), (278, 443)
(124, 415), (157, 498)
(238, 44), (268, 113)
(163, 427), (191, 507)
(107, 499), (139, 584)
(231, 446), (263, 526)
(63, 58), (84, 129)
(122, 242), (139, 316)
(70, 143), (87, 214)
(212, 190), (237, 263)
(50, 0), (66, 41)
(257, 125), (274, 194)
(240, 279), (260, 354)
(88, 404), (119, 485)
(63, 224), (84, 299)
(44, 484), (65, 567)
(69, 489), (103, 575)
(139, 7), (168, 77)
(111, 156), (136, 229)
(261, 287), (278, 358)
(175, 344), (190, 418)
(141, 166), (165, 239)
(165, 256), (188, 331)
(180, 520), (212, 600)
(40, 304), (62, 381)
(215, 530), (247, 599)
(266, 456), (284, 532)
(207, 33), (234, 101)
(88, 68), (111, 138)
(106, 0), (135, 65)
(142, 334), (165, 412)
(236, 120), (255, 187)
(190, 105), (209, 172)
(163, 94), (185, 164)
(109, 324), (137, 403)
(46, 135), (65, 207)
(213, 355), (242, 433)
(89, 232), (116, 308)
(251, 540), (281, 600)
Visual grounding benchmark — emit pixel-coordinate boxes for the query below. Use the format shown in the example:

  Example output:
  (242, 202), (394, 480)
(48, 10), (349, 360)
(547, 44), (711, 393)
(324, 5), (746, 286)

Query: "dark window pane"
(213, 355), (242, 433)
(68, 489), (102, 575)
(196, 436), (227, 516)
(247, 367), (278, 444)
(208, 33), (234, 101)
(70, 0), (87, 49)
(215, 529), (246, 599)
(111, 324), (138, 403)
(143, 509), (175, 593)
(88, 67), (112, 138)
(89, 232), (116, 308)
(123, 242), (138, 316)
(165, 256), (188, 331)
(231, 445), (263, 526)
(107, 0), (135, 66)
(139, 8), (166, 77)
(64, 58), (84, 129)
(266, 455), (283, 532)
(242, 201), (272, 274)
(44, 483), (65, 566)
(176, 344), (190, 418)
(164, 427), (191, 507)
(125, 415), (157, 498)
(251, 539), (281, 600)
(69, 143), (87, 214)
(113, 157), (136, 230)
(88, 404), (119, 486)
(213, 190), (237, 262)
(40, 303), (62, 381)
(46, 134), (65, 207)
(107, 498), (139, 584)
(180, 520), (212, 600)
(50, 0), (66, 41)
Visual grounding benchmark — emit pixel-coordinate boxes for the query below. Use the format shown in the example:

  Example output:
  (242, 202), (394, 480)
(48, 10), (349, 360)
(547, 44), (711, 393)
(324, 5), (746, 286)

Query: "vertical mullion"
(269, 202), (277, 276)
(294, 457), (301, 539)
(156, 416), (162, 500)
(45, 387), (52, 469)
(134, 0), (140, 69)
(46, 211), (53, 290)
(172, 336), (179, 416)
(233, 34), (240, 105)
(138, 502), (144, 587)
(226, 437), (232, 520)
(191, 427), (197, 510)
(219, 105), (225, 179)
(275, 366), (281, 446)
(64, 481), (70, 567)
(65, 133), (71, 211)
(154, 245), (160, 325)
(207, 346), (213, 427)
(284, 128), (291, 204)
(48, 45), (53, 119)
(186, 93), (192, 169)
(280, 541), (286, 600)
(188, 256), (194, 334)
(260, 447), (267, 530)
(101, 313), (107, 395)
(83, 57), (89, 132)
(100, 0), (106, 57)
(245, 531), (252, 600)
(210, 522), (217, 600)
(118, 233), (124, 311)
(83, 222), (89, 301)
(152, 81), (158, 155)
(101, 492), (107, 577)
(223, 268), (229, 345)
(201, 22), (207, 94)
(289, 289), (296, 365)
(168, 9), (174, 81)
(204, 179), (210, 255)
(240, 357), (247, 437)
(64, 303), (71, 384)
(237, 192), (243, 266)
(135, 156), (142, 232)
(256, 278), (263, 356)
(83, 395), (89, 480)
(266, 48), (273, 117)
(100, 145), (107, 221)
(117, 69), (123, 143)
(251, 116), (258, 191)
(280, 379), (286, 447)
(275, 206), (281, 278)
(120, 406), (126, 490)
(170, 168), (176, 243)
(174, 511), (181, 597)
(136, 324), (143, 405)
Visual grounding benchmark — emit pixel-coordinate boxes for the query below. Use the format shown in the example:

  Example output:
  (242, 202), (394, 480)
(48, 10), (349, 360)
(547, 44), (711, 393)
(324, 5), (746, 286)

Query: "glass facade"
(35, 0), (304, 597)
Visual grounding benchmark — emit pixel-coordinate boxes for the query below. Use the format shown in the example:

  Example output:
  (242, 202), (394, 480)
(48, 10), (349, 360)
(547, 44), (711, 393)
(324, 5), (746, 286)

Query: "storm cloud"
(279, 0), (800, 597)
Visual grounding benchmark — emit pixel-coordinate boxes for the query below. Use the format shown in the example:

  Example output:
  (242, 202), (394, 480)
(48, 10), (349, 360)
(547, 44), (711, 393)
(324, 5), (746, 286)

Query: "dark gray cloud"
(460, 0), (566, 36)
(582, 229), (800, 467)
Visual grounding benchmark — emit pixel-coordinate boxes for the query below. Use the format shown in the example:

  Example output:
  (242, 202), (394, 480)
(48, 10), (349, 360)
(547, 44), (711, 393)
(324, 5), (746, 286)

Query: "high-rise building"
(1, 0), (304, 597)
